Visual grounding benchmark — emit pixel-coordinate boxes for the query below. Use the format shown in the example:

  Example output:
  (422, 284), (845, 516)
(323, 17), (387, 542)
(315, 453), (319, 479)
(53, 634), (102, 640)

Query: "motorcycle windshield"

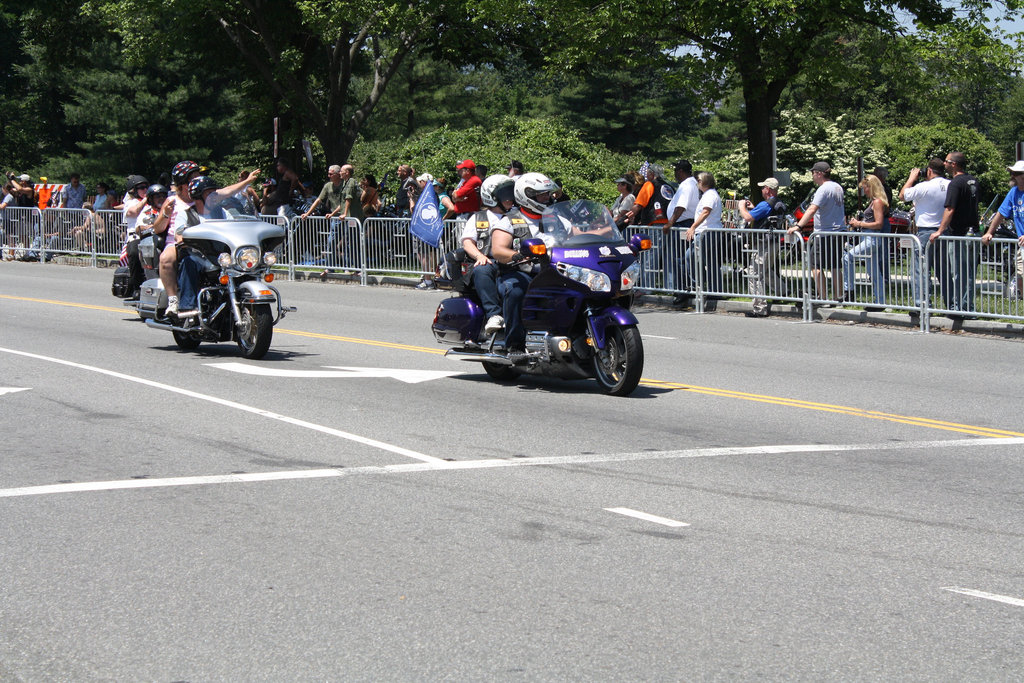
(202, 191), (260, 221)
(541, 200), (625, 246)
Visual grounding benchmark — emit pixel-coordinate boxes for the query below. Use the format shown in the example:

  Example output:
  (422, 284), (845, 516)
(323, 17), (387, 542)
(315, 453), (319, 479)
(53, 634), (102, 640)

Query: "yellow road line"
(4, 293), (1018, 437)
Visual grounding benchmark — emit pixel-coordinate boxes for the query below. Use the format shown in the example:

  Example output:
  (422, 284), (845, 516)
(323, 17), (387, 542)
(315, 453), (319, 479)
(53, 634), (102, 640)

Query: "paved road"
(2, 262), (1023, 681)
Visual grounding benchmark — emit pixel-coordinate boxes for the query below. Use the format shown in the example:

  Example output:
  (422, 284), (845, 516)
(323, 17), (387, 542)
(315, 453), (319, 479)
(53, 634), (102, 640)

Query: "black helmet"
(146, 183), (169, 208)
(171, 160), (200, 185)
(188, 175), (219, 200)
(126, 174), (148, 194)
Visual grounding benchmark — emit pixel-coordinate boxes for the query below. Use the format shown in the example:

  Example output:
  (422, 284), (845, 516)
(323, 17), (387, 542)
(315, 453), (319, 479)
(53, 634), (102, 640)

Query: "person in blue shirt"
(981, 160), (1024, 298)
(739, 177), (788, 316)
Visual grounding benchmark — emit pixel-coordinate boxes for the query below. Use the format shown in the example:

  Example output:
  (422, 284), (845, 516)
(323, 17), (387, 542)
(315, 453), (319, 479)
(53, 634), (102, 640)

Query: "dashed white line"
(942, 586), (1024, 608)
(604, 507), (689, 527)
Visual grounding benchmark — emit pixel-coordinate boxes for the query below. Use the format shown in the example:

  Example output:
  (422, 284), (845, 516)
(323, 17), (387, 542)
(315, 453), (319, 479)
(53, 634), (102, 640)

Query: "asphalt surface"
(2, 262), (1024, 681)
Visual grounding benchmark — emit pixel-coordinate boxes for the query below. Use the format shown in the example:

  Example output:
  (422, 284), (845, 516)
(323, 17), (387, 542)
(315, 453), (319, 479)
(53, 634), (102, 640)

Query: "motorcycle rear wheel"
(592, 324), (644, 396)
(237, 303), (274, 360)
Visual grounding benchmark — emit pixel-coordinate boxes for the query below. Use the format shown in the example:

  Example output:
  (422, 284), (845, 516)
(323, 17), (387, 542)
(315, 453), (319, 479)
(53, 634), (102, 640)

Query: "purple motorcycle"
(431, 200), (652, 396)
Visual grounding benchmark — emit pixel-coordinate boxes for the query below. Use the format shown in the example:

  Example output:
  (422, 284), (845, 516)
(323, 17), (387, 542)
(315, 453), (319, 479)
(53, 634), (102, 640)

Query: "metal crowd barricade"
(286, 215), (364, 282)
(1, 207), (43, 262)
(692, 226), (810, 315)
(95, 209), (127, 261)
(922, 234), (1024, 328)
(824, 230), (925, 319)
(358, 216), (464, 284)
(39, 208), (92, 263)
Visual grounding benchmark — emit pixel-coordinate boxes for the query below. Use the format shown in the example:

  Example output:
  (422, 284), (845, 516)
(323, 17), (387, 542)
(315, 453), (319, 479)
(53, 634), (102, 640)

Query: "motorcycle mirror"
(629, 234), (652, 252)
(520, 238), (547, 257)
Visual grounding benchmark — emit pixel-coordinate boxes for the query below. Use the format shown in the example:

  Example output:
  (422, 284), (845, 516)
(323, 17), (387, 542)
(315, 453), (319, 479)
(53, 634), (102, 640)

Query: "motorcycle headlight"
(235, 246), (261, 271)
(218, 252), (232, 268)
(263, 251), (277, 266)
(620, 261), (641, 291)
(559, 264), (612, 292)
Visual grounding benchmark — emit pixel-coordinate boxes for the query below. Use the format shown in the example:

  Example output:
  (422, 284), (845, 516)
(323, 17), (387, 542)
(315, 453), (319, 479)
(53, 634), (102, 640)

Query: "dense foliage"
(0, 0), (1020, 207)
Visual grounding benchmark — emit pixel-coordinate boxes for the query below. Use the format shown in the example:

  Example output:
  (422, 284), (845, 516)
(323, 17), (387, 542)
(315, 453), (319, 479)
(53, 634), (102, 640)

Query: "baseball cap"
(18, 174), (30, 181)
(757, 177), (780, 190)
(455, 159), (475, 171)
(1007, 160), (1024, 173)
(416, 173), (434, 183)
(614, 177), (629, 184)
(810, 161), (831, 173)
(672, 160), (692, 172)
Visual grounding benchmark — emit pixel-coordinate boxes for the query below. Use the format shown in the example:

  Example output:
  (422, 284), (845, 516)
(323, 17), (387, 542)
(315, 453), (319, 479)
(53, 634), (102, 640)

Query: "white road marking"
(604, 507), (689, 527)
(942, 587), (1024, 608)
(641, 335), (676, 340)
(0, 346), (444, 465)
(207, 362), (463, 384)
(2, 436), (1022, 499)
(0, 387), (30, 397)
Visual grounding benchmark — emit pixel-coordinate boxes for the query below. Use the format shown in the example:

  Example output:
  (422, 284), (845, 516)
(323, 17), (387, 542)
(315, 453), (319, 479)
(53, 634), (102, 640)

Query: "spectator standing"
(92, 182), (120, 211)
(684, 171), (724, 310)
(610, 177), (635, 228)
(507, 160), (525, 178)
(301, 165), (346, 269)
(395, 164), (416, 217)
(931, 151), (980, 315)
(842, 174), (891, 309)
(900, 158), (950, 311)
(410, 173), (457, 289)
(59, 173), (87, 209)
(738, 177), (788, 316)
(360, 174), (381, 217)
(790, 161), (845, 301)
(236, 170), (262, 213)
(339, 164), (364, 270)
(1, 182), (13, 259)
(261, 157), (307, 218)
(665, 160), (700, 302)
(452, 159), (482, 217)
(873, 166), (894, 207)
(980, 160), (1024, 299)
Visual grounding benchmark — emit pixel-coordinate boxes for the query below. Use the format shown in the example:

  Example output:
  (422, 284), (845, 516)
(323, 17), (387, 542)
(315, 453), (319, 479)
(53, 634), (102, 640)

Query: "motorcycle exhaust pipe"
(145, 319), (199, 334)
(444, 349), (514, 366)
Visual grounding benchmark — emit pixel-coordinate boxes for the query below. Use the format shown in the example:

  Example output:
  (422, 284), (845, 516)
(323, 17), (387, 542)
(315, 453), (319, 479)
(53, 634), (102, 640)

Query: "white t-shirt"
(169, 195), (196, 239)
(810, 180), (845, 231)
(1, 192), (12, 208)
(902, 177), (950, 229)
(694, 189), (723, 234)
(122, 197), (147, 234)
(668, 176), (699, 223)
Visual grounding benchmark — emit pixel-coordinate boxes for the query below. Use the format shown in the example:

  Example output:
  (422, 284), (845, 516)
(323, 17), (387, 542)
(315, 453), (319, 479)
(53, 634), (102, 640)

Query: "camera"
(5, 172), (14, 180)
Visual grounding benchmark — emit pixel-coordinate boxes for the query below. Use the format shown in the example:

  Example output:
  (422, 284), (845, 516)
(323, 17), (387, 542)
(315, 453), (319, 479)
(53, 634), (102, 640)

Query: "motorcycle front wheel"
(592, 324), (644, 396)
(236, 303), (274, 360)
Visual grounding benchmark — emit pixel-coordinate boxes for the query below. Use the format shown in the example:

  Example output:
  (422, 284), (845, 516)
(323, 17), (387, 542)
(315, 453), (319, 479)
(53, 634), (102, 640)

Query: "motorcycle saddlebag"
(111, 266), (132, 297)
(431, 296), (483, 344)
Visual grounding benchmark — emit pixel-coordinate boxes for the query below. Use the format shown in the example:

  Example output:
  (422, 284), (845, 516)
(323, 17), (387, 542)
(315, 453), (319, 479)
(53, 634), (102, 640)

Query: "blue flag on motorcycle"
(409, 181), (445, 248)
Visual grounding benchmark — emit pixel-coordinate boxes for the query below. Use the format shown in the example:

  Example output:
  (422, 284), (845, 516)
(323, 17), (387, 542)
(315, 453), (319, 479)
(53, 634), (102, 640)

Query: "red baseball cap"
(456, 159), (476, 170)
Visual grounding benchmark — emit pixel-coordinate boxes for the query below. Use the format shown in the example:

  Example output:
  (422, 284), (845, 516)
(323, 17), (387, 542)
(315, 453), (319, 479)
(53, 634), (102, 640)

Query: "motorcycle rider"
(489, 172), (559, 354)
(462, 174), (516, 335)
(164, 171), (263, 314)
(155, 160), (202, 316)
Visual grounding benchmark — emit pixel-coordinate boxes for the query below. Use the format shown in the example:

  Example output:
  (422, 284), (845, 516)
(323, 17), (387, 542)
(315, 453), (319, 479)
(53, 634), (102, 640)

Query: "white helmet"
(514, 172), (559, 214)
(480, 174), (515, 208)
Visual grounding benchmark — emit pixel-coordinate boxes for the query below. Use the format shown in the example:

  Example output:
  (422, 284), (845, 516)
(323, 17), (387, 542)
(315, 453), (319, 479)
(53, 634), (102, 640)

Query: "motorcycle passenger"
(124, 183), (169, 297)
(490, 172), (558, 354)
(155, 160), (202, 316)
(463, 174), (516, 335)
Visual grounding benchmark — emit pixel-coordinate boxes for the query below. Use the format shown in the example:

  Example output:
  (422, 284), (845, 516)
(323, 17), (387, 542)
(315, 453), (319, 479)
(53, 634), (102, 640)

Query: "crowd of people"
(4, 150), (1023, 323)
